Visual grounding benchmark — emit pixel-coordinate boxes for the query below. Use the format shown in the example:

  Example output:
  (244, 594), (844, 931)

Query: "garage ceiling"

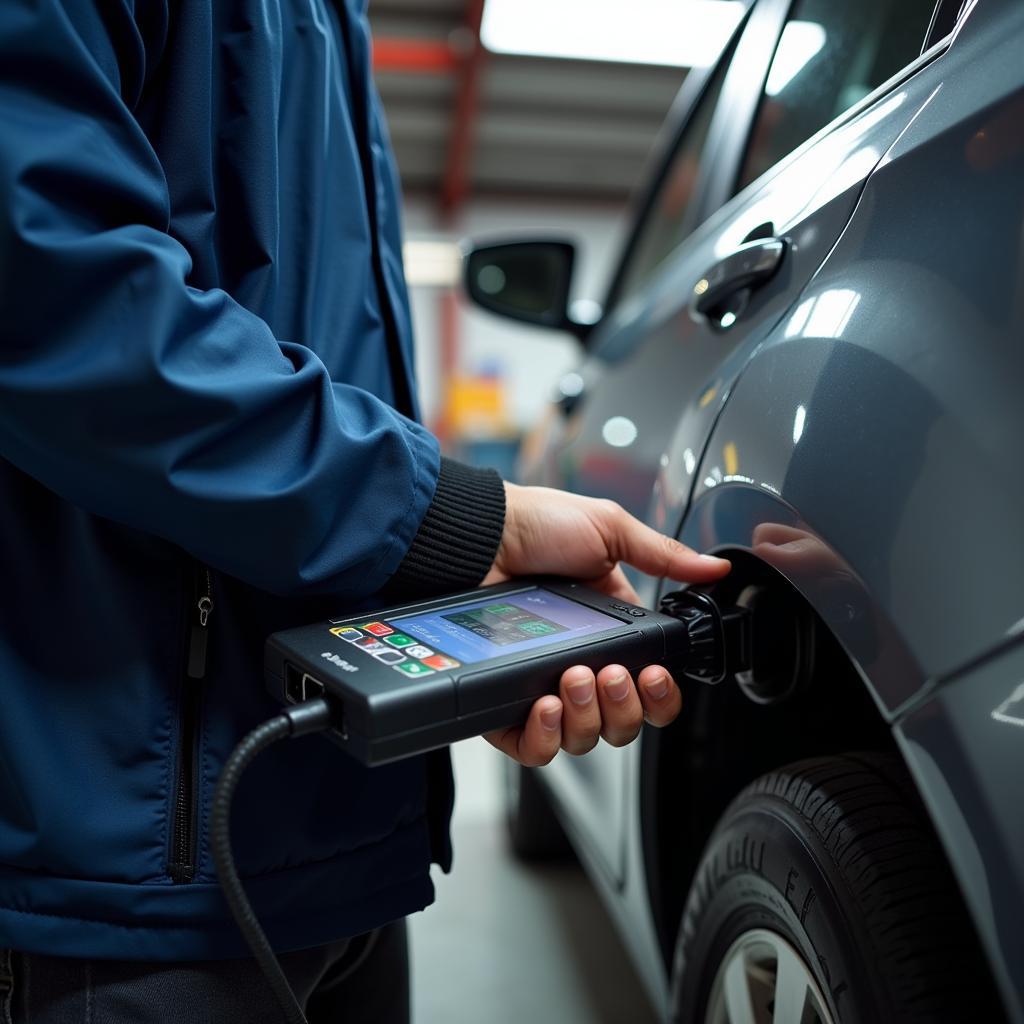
(367, 0), (689, 207)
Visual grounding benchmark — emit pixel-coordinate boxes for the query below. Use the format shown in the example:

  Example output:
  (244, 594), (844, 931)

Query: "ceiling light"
(481, 0), (745, 69)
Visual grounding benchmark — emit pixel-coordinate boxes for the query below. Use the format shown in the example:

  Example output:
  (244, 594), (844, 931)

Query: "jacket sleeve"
(0, 0), (504, 598)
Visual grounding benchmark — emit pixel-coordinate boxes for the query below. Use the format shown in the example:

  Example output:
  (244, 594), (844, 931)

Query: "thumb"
(601, 505), (731, 583)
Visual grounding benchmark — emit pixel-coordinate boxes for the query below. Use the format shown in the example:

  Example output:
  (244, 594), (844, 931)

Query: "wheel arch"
(640, 534), (900, 968)
(638, 481), (1001, 992)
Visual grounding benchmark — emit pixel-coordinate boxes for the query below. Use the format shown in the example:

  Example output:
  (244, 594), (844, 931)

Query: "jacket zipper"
(169, 563), (213, 883)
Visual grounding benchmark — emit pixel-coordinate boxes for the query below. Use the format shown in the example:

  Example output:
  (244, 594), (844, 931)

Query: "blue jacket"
(0, 0), (504, 959)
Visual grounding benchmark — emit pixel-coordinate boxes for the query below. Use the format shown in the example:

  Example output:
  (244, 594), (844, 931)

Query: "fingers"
(588, 664), (682, 745)
(555, 664), (649, 753)
(635, 664), (682, 727)
(486, 663), (684, 766)
(595, 664), (645, 746)
(586, 565), (640, 603)
(596, 501), (731, 584)
(485, 696), (563, 767)
(559, 666), (602, 755)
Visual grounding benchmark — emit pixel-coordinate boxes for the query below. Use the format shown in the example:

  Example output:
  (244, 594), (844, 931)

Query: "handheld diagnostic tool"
(237, 580), (745, 1021)
(265, 578), (726, 765)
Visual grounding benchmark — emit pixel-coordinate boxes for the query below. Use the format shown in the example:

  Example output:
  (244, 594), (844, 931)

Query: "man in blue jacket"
(0, 0), (729, 1019)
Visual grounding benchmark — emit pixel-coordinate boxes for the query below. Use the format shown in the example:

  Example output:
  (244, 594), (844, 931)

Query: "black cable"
(210, 699), (335, 1024)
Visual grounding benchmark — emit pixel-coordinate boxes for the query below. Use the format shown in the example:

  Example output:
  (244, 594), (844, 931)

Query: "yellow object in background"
(446, 373), (513, 440)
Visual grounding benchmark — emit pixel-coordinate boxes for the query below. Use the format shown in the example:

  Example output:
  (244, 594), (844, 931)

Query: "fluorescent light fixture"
(402, 240), (462, 288)
(481, 0), (745, 69)
(765, 21), (827, 97)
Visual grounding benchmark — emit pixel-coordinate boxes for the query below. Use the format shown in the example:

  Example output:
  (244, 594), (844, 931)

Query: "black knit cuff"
(383, 457), (506, 599)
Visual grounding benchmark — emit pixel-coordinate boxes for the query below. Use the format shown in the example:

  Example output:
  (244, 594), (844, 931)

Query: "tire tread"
(750, 754), (996, 1019)
(673, 752), (1003, 1023)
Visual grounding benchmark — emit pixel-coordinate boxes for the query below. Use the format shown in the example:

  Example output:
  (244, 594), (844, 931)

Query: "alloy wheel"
(704, 928), (834, 1024)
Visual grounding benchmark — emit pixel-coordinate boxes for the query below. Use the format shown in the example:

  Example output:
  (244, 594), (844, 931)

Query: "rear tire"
(671, 754), (1001, 1023)
(504, 761), (572, 861)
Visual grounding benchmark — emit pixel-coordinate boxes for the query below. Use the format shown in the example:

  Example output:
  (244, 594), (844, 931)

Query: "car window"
(614, 43), (734, 306)
(736, 0), (937, 192)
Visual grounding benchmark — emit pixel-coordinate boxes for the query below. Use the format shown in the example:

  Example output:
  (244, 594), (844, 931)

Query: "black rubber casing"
(265, 578), (692, 765)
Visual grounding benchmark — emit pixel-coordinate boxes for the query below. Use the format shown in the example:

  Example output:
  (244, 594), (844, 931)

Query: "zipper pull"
(187, 577), (213, 680)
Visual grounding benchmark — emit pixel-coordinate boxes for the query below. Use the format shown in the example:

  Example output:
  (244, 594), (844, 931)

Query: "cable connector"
(281, 697), (334, 738)
(659, 588), (752, 685)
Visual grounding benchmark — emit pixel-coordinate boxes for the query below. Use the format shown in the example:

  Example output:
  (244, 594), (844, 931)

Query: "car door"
(529, 0), (946, 889)
(517, 0), (769, 513)
(516, 3), (774, 888)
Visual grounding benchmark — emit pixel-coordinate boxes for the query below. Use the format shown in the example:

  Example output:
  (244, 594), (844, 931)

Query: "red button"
(423, 654), (459, 670)
(363, 622), (393, 636)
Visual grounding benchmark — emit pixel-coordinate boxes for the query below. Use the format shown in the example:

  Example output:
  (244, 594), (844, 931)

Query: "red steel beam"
(427, 1), (488, 444)
(440, 0), (487, 219)
(433, 287), (461, 444)
(373, 38), (459, 74)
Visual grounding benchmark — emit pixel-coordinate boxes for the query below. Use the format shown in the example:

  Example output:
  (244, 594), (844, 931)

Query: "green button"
(384, 633), (416, 647)
(485, 604), (518, 615)
(394, 661), (435, 676)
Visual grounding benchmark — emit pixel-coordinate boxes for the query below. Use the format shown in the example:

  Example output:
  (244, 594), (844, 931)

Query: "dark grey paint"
(679, 0), (1024, 708)
(474, 0), (1024, 1016)
(896, 637), (1024, 1024)
(669, 4), (1024, 1015)
(527, 0), (950, 900)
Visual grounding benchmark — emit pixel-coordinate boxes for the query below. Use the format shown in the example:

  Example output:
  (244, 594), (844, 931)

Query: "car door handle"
(690, 237), (787, 320)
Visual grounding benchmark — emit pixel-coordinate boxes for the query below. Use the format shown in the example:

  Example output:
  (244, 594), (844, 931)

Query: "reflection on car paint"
(991, 683), (1024, 728)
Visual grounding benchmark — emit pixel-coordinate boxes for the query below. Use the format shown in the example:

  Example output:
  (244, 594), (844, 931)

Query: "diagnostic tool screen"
(329, 588), (623, 676)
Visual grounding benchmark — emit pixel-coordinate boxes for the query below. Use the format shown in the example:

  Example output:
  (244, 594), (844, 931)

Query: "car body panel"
(656, 4), (1024, 1015)
(895, 637), (1024, 1024)
(498, 0), (1024, 1018)
(524, 1), (952, 891)
(671, 0), (1024, 712)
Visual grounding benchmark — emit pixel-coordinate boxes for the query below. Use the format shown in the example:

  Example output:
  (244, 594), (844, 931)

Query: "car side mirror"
(463, 240), (595, 341)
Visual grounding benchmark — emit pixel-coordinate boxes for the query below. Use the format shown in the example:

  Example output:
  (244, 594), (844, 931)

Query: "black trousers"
(0, 920), (409, 1024)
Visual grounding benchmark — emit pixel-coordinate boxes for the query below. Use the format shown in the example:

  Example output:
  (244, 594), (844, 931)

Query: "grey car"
(462, 0), (1024, 1021)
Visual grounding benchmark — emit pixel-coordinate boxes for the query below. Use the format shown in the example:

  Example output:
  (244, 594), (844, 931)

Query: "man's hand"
(483, 483), (730, 766)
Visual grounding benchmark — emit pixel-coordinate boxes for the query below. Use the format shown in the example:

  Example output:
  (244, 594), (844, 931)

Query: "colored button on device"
(384, 634), (416, 648)
(423, 654), (459, 669)
(363, 622), (393, 636)
(373, 650), (406, 665)
(407, 645), (434, 659)
(394, 661), (434, 677)
(330, 627), (363, 642)
(355, 638), (387, 653)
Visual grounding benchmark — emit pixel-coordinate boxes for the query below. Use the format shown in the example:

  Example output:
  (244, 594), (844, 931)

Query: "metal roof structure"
(367, 0), (689, 213)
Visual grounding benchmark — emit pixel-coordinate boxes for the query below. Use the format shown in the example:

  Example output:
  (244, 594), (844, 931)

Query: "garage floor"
(409, 740), (659, 1024)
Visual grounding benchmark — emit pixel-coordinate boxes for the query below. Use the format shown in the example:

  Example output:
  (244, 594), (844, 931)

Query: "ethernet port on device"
(284, 663), (325, 703)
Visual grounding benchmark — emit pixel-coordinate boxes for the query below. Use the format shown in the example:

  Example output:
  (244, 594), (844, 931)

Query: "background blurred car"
(462, 0), (1024, 1021)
